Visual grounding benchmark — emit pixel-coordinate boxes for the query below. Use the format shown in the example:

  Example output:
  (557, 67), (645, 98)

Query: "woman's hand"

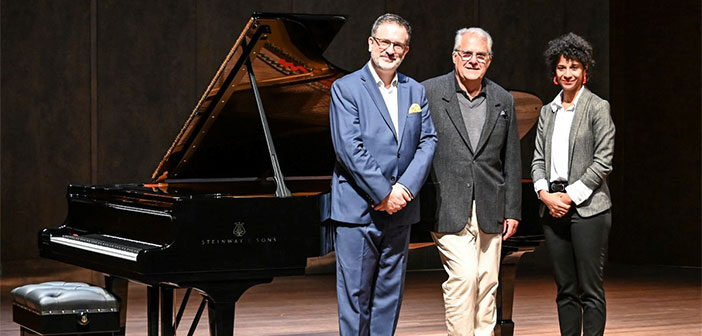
(558, 192), (572, 205)
(539, 190), (571, 218)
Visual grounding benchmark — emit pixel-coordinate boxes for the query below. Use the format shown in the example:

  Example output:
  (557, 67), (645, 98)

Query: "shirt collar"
(367, 61), (398, 88)
(550, 86), (585, 112)
(454, 76), (486, 101)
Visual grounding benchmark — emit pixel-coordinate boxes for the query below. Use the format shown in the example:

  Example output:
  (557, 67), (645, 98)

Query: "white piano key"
(50, 236), (139, 261)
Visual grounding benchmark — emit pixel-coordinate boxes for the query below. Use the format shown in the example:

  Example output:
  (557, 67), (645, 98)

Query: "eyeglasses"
(454, 49), (490, 63)
(371, 36), (408, 53)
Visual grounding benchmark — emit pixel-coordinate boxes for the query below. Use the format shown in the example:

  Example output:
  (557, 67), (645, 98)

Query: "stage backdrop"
(1, 0), (698, 274)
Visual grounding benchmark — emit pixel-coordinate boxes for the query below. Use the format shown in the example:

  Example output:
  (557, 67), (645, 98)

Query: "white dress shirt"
(367, 62), (413, 199)
(534, 87), (593, 205)
(367, 61), (400, 138)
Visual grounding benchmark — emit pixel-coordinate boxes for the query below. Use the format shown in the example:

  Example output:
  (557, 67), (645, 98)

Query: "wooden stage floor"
(1, 263), (699, 335)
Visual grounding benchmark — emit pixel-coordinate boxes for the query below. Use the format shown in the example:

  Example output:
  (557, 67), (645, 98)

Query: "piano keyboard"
(50, 234), (161, 261)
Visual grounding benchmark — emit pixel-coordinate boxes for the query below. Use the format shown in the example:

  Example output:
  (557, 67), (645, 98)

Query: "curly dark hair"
(544, 32), (595, 78)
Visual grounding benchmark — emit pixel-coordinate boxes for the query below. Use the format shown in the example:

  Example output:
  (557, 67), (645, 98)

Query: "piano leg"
(495, 250), (532, 336)
(161, 286), (175, 336)
(207, 300), (235, 336)
(104, 276), (128, 336)
(195, 279), (272, 336)
(147, 285), (159, 336)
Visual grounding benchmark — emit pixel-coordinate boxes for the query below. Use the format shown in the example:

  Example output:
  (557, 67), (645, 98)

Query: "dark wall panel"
(292, 0), (385, 73)
(196, 0), (293, 94)
(609, 1), (700, 266)
(387, 0), (477, 81)
(97, 0), (196, 183)
(1, 0), (91, 264)
(478, 0), (565, 100)
(478, 0), (608, 101)
(564, 0), (609, 99)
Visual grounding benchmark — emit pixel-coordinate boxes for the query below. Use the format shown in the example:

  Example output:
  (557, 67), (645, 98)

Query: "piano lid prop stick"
(244, 47), (292, 198)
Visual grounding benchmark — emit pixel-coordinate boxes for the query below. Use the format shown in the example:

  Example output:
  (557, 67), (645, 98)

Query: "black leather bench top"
(11, 282), (118, 315)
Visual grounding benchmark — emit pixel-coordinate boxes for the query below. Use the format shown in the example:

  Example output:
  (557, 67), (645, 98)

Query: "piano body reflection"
(39, 13), (543, 336)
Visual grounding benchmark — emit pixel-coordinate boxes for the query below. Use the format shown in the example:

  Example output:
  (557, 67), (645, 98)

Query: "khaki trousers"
(431, 202), (502, 336)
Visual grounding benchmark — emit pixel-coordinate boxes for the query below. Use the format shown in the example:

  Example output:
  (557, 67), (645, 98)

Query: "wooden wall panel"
(1, 0), (91, 266)
(96, 0), (196, 183)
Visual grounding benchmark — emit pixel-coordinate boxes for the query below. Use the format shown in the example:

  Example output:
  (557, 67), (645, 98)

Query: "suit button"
(466, 183), (471, 188)
(397, 153), (401, 158)
(391, 176), (396, 182)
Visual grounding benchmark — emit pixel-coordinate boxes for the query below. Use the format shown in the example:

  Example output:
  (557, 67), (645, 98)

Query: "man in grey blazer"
(422, 28), (521, 336)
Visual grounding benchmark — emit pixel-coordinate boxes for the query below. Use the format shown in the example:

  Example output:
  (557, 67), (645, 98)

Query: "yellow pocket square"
(408, 103), (422, 114)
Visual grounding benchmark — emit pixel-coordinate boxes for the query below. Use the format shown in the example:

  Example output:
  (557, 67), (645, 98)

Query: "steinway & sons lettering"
(201, 236), (278, 246)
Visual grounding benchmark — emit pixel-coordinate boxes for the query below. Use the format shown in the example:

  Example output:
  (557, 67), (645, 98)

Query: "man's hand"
(539, 190), (571, 218)
(502, 218), (519, 240)
(374, 184), (411, 215)
(394, 183), (413, 203)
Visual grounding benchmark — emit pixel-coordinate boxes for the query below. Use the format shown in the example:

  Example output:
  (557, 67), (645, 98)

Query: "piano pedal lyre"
(163, 288), (207, 336)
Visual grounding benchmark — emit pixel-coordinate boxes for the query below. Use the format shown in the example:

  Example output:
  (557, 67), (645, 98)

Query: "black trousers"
(542, 209), (611, 336)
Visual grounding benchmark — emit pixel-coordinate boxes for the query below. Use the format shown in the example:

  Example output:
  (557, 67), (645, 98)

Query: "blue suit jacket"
(330, 64), (437, 225)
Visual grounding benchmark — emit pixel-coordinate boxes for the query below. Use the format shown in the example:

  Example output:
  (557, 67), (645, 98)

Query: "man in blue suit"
(329, 13), (437, 336)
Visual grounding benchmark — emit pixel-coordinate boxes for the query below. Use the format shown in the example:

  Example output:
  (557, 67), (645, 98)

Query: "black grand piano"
(39, 13), (543, 336)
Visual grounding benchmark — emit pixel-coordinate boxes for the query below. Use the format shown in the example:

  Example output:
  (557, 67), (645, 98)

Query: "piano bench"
(11, 282), (120, 336)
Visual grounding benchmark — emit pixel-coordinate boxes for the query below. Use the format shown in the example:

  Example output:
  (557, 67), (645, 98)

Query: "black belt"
(549, 181), (568, 193)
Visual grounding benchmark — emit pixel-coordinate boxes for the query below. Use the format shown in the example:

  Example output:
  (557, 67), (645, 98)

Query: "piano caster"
(494, 321), (514, 336)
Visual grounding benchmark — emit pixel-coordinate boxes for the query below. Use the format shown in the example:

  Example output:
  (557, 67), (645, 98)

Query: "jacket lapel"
(442, 72), (474, 153)
(544, 104), (557, 180)
(397, 74), (409, 145)
(474, 81), (500, 155)
(361, 64), (398, 140)
(568, 87), (592, 170)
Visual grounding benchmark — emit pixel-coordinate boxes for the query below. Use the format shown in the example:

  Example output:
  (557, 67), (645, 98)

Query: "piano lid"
(152, 13), (346, 182)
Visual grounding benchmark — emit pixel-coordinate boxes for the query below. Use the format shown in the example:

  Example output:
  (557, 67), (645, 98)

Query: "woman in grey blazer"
(531, 33), (615, 336)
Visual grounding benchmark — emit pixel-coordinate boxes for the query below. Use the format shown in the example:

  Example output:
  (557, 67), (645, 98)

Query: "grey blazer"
(422, 72), (521, 234)
(531, 87), (615, 217)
